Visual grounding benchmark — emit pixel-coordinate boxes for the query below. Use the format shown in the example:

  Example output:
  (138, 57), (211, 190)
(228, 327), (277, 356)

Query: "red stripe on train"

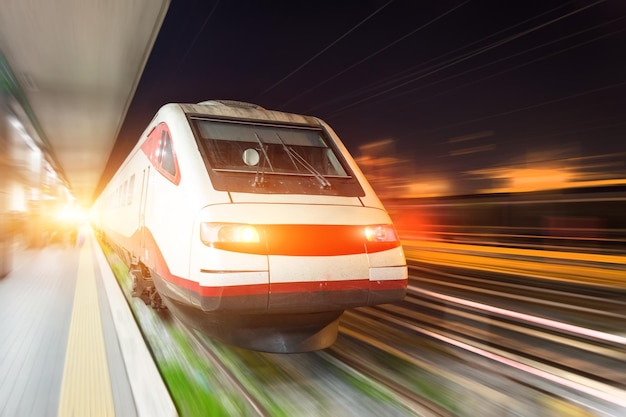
(193, 278), (407, 297)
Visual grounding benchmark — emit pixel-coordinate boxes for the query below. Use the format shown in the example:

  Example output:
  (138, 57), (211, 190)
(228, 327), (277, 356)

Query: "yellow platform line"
(58, 240), (115, 416)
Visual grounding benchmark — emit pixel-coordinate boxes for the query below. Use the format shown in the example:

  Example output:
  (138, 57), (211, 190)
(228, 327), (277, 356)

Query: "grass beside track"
(98, 239), (252, 417)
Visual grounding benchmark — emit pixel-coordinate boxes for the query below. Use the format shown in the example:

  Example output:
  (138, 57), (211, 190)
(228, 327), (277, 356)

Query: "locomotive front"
(162, 101), (408, 352)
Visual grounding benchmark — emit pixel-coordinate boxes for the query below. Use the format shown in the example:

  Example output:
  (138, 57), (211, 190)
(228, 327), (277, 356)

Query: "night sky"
(99, 0), (626, 197)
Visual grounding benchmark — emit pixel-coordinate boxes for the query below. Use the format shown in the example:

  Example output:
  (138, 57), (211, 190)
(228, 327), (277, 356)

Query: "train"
(91, 100), (408, 353)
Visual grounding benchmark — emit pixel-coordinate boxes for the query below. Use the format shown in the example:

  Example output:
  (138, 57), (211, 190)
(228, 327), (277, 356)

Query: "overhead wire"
(381, 19), (626, 116)
(362, 16), (626, 145)
(175, 0), (222, 72)
(416, 80), (626, 136)
(303, 0), (579, 113)
(256, 0), (395, 98)
(320, 0), (608, 118)
(277, 0), (472, 109)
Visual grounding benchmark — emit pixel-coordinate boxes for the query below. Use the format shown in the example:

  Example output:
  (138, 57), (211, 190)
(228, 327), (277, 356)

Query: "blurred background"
(1, 1), (625, 416)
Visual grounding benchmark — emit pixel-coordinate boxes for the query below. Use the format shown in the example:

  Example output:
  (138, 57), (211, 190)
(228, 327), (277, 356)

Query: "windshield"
(193, 118), (349, 177)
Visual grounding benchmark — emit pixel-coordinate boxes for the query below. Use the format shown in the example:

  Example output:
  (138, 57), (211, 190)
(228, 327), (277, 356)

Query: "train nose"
(263, 224), (406, 313)
(192, 222), (407, 313)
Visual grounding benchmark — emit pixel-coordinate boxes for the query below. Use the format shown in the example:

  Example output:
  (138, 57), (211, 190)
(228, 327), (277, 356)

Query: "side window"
(142, 122), (181, 185)
(157, 130), (164, 164)
(161, 131), (176, 176)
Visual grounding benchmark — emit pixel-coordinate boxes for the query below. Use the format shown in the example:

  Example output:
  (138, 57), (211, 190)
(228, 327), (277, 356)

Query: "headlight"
(364, 225), (398, 242)
(201, 223), (261, 244)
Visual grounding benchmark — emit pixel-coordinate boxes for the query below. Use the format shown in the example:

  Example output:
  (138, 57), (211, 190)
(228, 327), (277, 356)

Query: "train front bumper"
(186, 204), (408, 313)
(186, 248), (407, 313)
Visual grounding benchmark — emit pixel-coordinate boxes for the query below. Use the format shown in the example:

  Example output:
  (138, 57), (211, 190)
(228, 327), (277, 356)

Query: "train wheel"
(131, 269), (152, 305)
(130, 269), (144, 297)
(149, 289), (166, 310)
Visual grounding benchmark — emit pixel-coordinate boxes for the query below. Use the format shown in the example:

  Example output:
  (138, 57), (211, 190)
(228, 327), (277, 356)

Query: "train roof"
(176, 100), (322, 127)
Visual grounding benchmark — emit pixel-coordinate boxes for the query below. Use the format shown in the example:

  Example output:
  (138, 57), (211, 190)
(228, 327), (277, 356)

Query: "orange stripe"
(212, 224), (401, 256)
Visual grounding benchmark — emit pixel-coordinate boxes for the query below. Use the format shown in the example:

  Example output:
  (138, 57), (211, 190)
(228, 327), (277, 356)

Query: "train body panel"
(92, 99), (407, 352)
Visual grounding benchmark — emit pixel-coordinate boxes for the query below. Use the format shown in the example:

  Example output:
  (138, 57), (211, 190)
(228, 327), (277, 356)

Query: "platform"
(0, 227), (177, 417)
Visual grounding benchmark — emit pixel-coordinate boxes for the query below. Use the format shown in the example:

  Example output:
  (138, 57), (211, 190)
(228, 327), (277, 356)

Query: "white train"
(92, 100), (407, 352)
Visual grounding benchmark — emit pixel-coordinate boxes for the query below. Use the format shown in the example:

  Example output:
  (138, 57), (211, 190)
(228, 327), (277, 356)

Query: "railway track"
(323, 345), (453, 417)
(183, 327), (271, 417)
(103, 237), (626, 416)
(104, 241), (438, 416)
(339, 260), (626, 416)
(183, 322), (444, 417)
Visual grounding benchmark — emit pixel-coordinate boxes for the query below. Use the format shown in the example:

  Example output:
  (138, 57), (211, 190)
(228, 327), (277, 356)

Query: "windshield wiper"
(275, 133), (331, 189)
(253, 133), (273, 187)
